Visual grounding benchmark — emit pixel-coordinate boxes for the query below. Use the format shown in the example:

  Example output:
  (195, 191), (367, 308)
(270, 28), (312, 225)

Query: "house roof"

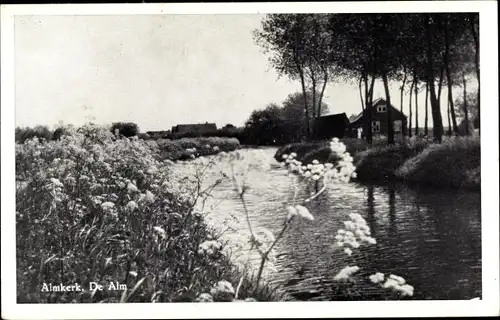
(174, 123), (217, 128)
(348, 98), (406, 124)
(317, 112), (349, 123)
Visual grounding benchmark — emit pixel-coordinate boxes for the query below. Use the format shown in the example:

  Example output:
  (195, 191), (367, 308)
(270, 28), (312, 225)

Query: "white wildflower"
(389, 274), (406, 285)
(286, 206), (298, 222)
(195, 293), (213, 302)
(145, 190), (155, 204)
(334, 266), (360, 281)
(153, 226), (166, 239)
(50, 178), (64, 188)
(127, 182), (138, 193)
(369, 272), (385, 284)
(397, 284), (414, 297)
(210, 280), (234, 296)
(101, 202), (115, 212)
(295, 205), (314, 221)
(125, 200), (138, 211)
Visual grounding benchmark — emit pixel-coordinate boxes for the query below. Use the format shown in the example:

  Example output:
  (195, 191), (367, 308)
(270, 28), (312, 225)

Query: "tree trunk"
(447, 99), (452, 136)
(383, 73), (394, 144)
(444, 15), (459, 135)
(311, 69), (317, 138)
(447, 76), (459, 135)
(409, 79), (414, 138)
(311, 72), (317, 120)
(318, 66), (328, 118)
(400, 66), (407, 115)
(437, 66), (445, 104)
(363, 72), (369, 142)
(295, 59), (310, 139)
(469, 15), (480, 132)
(414, 80), (419, 137)
(358, 75), (365, 110)
(366, 74), (375, 144)
(463, 72), (470, 136)
(424, 82), (429, 136)
(426, 15), (444, 143)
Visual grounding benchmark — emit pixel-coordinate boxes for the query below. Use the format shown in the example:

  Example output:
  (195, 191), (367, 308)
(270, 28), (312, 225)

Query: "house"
(312, 112), (350, 140)
(348, 98), (407, 138)
(171, 122), (217, 134)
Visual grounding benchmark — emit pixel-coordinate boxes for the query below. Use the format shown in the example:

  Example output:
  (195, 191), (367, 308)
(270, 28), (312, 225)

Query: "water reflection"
(184, 148), (481, 300)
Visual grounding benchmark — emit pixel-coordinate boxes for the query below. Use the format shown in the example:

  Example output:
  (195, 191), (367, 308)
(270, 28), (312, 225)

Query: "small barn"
(171, 122), (217, 134)
(312, 113), (350, 140)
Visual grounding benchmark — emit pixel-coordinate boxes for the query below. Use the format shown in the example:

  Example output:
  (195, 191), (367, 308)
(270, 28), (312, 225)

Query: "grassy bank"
(275, 136), (480, 190)
(396, 137), (480, 189)
(156, 137), (240, 161)
(15, 125), (272, 303)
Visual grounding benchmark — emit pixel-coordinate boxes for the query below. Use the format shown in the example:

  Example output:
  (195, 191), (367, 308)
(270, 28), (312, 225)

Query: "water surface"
(179, 148), (481, 300)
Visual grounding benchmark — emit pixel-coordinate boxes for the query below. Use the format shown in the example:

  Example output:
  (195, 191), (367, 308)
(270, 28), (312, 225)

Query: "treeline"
(254, 13), (480, 144)
(15, 122), (141, 144)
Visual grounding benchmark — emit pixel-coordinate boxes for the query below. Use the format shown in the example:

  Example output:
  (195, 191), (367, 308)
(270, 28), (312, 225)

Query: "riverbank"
(15, 125), (274, 303)
(275, 136), (480, 190)
(155, 136), (240, 161)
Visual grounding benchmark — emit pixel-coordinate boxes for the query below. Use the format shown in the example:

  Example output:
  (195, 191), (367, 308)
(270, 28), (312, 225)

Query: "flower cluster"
(284, 154), (327, 181)
(281, 138), (357, 185)
(210, 280), (235, 302)
(369, 273), (415, 297)
(286, 205), (314, 222)
(335, 213), (376, 256)
(198, 240), (223, 257)
(334, 265), (360, 281)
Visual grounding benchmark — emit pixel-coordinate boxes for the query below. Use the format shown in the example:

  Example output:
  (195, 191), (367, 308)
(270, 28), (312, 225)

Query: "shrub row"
(155, 137), (241, 161)
(275, 136), (480, 189)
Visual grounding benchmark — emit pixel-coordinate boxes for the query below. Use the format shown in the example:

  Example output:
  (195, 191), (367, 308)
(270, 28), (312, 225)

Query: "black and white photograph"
(1, 2), (498, 319)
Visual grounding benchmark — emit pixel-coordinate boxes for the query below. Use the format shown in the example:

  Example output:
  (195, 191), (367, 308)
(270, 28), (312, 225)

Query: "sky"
(14, 14), (476, 132)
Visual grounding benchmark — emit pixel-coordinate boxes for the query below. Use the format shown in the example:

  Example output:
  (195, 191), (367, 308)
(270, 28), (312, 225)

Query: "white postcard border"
(1, 2), (498, 319)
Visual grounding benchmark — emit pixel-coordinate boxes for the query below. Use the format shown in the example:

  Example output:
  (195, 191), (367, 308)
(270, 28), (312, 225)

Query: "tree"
(281, 91), (329, 123)
(454, 89), (479, 128)
(243, 103), (284, 145)
(254, 14), (339, 139)
(111, 122), (139, 137)
(466, 13), (480, 131)
(327, 13), (379, 144)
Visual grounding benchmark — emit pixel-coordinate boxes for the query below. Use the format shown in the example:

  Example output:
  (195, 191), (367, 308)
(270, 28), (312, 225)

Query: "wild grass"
(396, 136), (480, 189)
(15, 125), (268, 303)
(354, 139), (430, 181)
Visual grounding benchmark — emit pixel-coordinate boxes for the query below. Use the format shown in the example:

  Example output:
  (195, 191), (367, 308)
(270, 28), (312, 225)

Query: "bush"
(302, 146), (342, 165)
(15, 125), (53, 144)
(15, 124), (267, 303)
(156, 137), (240, 161)
(274, 141), (327, 162)
(111, 122), (139, 137)
(396, 136), (480, 189)
(355, 139), (430, 181)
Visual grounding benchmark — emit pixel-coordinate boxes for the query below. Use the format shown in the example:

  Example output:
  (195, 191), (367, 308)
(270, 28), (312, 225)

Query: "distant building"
(348, 98), (407, 138)
(312, 113), (350, 140)
(146, 130), (171, 139)
(171, 122), (217, 134)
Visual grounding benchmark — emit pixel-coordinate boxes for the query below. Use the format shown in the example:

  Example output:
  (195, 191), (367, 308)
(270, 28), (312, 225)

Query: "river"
(177, 147), (481, 301)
